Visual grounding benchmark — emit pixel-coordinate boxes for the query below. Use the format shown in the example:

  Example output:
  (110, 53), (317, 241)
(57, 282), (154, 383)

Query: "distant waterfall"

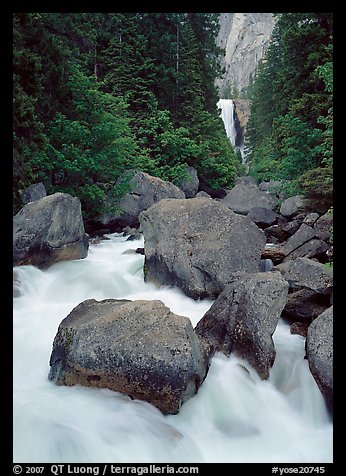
(217, 98), (245, 162)
(217, 98), (237, 147)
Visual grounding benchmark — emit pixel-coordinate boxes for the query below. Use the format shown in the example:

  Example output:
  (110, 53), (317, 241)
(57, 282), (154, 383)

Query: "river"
(13, 234), (333, 463)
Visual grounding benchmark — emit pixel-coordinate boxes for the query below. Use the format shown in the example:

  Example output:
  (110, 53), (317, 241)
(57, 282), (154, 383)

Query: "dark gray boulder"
(306, 306), (333, 412)
(280, 195), (307, 218)
(275, 257), (333, 295)
(247, 207), (279, 228)
(13, 192), (89, 268)
(140, 198), (266, 299)
(177, 166), (199, 198)
(222, 183), (278, 215)
(282, 289), (329, 324)
(264, 225), (288, 243)
(282, 224), (316, 257)
(49, 298), (209, 415)
(101, 170), (185, 228)
(283, 239), (329, 261)
(195, 271), (289, 379)
(303, 213), (320, 227)
(314, 210), (333, 243)
(22, 182), (46, 204)
(281, 219), (302, 237)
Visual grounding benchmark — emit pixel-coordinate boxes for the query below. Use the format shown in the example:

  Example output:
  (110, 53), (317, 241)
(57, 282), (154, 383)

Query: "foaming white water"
(217, 98), (237, 146)
(13, 234), (332, 463)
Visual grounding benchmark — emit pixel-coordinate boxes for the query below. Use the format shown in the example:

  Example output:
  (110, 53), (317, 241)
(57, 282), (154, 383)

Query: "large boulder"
(22, 182), (46, 204)
(282, 289), (329, 324)
(275, 257), (333, 295)
(49, 298), (209, 415)
(195, 272), (289, 379)
(177, 166), (199, 198)
(222, 183), (278, 215)
(282, 224), (316, 256)
(306, 306), (333, 412)
(247, 207), (279, 228)
(13, 192), (89, 268)
(314, 210), (333, 243)
(280, 195), (307, 218)
(101, 171), (185, 229)
(140, 198), (267, 299)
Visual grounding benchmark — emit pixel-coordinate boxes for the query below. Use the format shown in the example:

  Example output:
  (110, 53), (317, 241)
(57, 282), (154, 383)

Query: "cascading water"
(13, 234), (333, 463)
(217, 98), (237, 147)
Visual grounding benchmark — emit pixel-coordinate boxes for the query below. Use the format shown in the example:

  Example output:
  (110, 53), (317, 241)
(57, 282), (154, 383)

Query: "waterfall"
(217, 98), (245, 163)
(13, 234), (333, 463)
(217, 98), (237, 147)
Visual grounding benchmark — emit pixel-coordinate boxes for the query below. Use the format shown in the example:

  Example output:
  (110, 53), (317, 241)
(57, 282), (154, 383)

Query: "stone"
(282, 224), (316, 256)
(281, 219), (302, 237)
(264, 225), (287, 243)
(140, 198), (266, 299)
(49, 298), (209, 415)
(280, 195), (307, 218)
(275, 257), (333, 295)
(314, 211), (333, 243)
(283, 239), (329, 262)
(177, 166), (199, 198)
(195, 271), (289, 379)
(247, 207), (279, 228)
(22, 182), (46, 204)
(13, 192), (89, 268)
(101, 171), (185, 229)
(303, 213), (320, 227)
(282, 289), (329, 324)
(306, 306), (333, 412)
(195, 191), (211, 199)
(222, 183), (278, 215)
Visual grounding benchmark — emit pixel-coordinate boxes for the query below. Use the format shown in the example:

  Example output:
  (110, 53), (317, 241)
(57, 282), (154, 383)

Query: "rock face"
(306, 306), (333, 412)
(275, 258), (333, 295)
(13, 192), (89, 268)
(195, 272), (289, 379)
(140, 198), (266, 299)
(22, 182), (46, 204)
(222, 183), (278, 215)
(102, 171), (185, 229)
(177, 166), (199, 198)
(215, 13), (276, 96)
(49, 298), (209, 415)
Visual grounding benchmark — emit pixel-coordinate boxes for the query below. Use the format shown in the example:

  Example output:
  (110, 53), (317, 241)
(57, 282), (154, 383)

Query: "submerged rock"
(49, 298), (209, 415)
(140, 198), (266, 299)
(195, 271), (289, 379)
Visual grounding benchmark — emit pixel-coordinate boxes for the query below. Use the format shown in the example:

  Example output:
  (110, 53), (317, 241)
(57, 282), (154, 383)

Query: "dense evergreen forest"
(13, 12), (239, 224)
(247, 13), (333, 213)
(13, 12), (333, 225)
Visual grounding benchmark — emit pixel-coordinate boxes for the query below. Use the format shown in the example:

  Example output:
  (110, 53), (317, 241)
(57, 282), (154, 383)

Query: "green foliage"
(13, 13), (239, 222)
(296, 165), (333, 213)
(247, 13), (333, 205)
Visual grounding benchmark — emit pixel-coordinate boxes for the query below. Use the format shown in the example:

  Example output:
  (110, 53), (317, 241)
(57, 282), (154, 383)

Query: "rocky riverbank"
(13, 174), (333, 414)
